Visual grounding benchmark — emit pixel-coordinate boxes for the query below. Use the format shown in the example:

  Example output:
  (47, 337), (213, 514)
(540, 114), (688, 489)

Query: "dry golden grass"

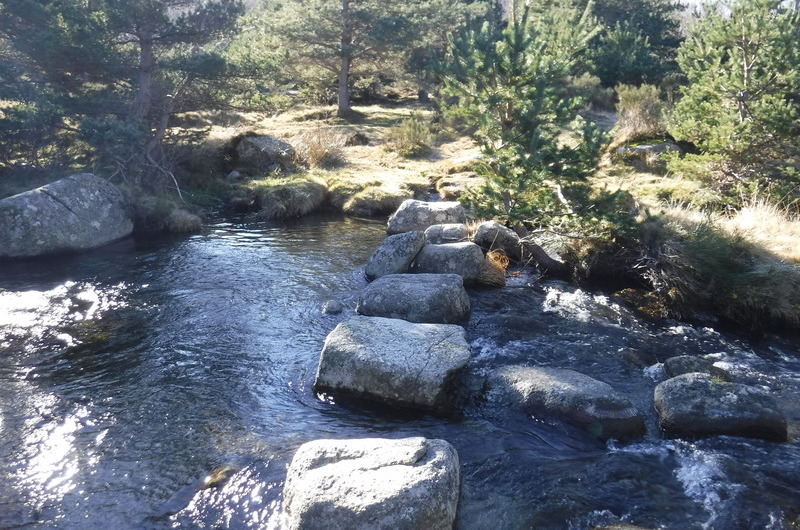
(190, 103), (480, 216)
(645, 203), (800, 327)
(477, 250), (510, 287)
(723, 200), (800, 264)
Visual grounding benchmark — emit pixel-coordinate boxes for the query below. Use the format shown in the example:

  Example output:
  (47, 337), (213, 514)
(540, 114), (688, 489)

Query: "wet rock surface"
(654, 373), (788, 441)
(487, 365), (646, 440)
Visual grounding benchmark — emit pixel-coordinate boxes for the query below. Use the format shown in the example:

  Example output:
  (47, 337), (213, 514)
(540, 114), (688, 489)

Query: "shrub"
(293, 128), (346, 168)
(386, 114), (434, 158)
(643, 205), (800, 328)
(613, 84), (668, 146)
(250, 175), (328, 219)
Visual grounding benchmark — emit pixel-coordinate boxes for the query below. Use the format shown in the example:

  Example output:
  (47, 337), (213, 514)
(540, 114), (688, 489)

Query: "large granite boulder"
(387, 200), (467, 235)
(364, 231), (425, 281)
(235, 135), (295, 171)
(488, 366), (645, 440)
(473, 221), (524, 262)
(654, 373), (787, 441)
(356, 274), (470, 324)
(424, 223), (469, 244)
(284, 437), (460, 530)
(0, 173), (133, 259)
(410, 242), (485, 283)
(314, 316), (471, 412)
(663, 355), (731, 381)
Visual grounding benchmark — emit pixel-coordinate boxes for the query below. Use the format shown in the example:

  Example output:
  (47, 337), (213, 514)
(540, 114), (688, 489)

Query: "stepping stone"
(488, 365), (646, 440)
(654, 373), (788, 441)
(364, 230), (425, 281)
(410, 242), (485, 283)
(284, 437), (460, 530)
(387, 200), (467, 235)
(424, 223), (469, 244)
(314, 316), (471, 412)
(356, 273), (470, 324)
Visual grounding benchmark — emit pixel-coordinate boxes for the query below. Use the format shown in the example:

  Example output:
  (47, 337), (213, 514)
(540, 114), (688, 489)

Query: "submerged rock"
(356, 273), (470, 324)
(364, 230), (425, 280)
(314, 316), (471, 412)
(654, 373), (787, 441)
(0, 173), (133, 259)
(284, 437), (460, 530)
(488, 365), (646, 440)
(387, 199), (467, 235)
(424, 223), (469, 244)
(411, 242), (485, 283)
(663, 355), (731, 381)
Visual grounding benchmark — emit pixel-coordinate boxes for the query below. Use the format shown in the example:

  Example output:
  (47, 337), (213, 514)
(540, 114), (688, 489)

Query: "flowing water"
(0, 214), (798, 529)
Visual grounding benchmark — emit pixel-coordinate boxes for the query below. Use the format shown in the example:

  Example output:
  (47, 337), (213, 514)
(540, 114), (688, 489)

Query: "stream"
(0, 214), (799, 529)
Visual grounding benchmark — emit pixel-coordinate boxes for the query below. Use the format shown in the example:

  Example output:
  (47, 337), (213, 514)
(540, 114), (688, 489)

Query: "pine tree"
(670, 0), (800, 196)
(248, 0), (483, 117)
(440, 0), (605, 225)
(0, 0), (244, 188)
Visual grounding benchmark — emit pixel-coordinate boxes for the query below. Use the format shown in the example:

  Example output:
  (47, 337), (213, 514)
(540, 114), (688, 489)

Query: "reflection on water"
(0, 214), (799, 529)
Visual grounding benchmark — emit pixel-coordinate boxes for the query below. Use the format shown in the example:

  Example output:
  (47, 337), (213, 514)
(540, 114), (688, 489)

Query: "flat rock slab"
(356, 273), (470, 324)
(424, 223), (469, 244)
(364, 231), (425, 281)
(387, 200), (467, 235)
(663, 355), (731, 381)
(314, 316), (471, 412)
(488, 366), (645, 440)
(410, 242), (485, 283)
(284, 437), (460, 530)
(654, 373), (787, 441)
(0, 173), (133, 258)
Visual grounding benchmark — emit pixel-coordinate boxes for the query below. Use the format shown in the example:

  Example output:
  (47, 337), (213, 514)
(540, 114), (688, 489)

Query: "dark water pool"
(0, 215), (798, 529)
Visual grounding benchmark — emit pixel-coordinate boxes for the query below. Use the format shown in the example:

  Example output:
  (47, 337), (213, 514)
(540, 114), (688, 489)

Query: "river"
(0, 214), (798, 529)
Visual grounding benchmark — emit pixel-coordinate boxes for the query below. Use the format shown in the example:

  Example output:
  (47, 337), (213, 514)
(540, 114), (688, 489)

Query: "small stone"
(321, 299), (344, 315)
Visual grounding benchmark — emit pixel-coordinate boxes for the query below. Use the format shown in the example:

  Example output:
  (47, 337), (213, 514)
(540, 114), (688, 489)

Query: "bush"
(613, 84), (668, 146)
(386, 114), (434, 158)
(249, 175), (328, 219)
(643, 205), (800, 328)
(293, 128), (346, 168)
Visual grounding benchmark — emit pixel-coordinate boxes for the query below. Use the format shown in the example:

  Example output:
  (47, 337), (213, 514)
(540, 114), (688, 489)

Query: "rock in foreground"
(387, 200), (467, 235)
(284, 437), (460, 530)
(488, 366), (645, 440)
(654, 373), (787, 441)
(0, 173), (133, 259)
(356, 273), (470, 324)
(364, 230), (425, 280)
(314, 316), (471, 412)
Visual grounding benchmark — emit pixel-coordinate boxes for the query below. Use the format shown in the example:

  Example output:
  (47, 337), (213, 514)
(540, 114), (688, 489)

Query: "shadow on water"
(1, 213), (799, 529)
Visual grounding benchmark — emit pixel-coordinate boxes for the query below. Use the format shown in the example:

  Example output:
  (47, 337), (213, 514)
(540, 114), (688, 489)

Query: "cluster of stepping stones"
(283, 199), (790, 529)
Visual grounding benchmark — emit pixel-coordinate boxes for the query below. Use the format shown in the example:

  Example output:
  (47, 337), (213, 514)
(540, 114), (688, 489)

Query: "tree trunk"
(132, 34), (154, 120)
(337, 0), (352, 118)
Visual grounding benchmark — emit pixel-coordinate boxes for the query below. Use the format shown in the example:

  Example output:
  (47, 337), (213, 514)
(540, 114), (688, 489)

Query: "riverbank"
(2, 102), (799, 331)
